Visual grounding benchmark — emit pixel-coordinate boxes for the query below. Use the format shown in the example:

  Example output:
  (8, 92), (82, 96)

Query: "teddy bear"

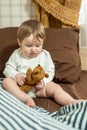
(20, 65), (49, 93)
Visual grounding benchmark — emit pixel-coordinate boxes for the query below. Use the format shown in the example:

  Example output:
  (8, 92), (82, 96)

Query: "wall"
(78, 0), (87, 47)
(0, 0), (36, 28)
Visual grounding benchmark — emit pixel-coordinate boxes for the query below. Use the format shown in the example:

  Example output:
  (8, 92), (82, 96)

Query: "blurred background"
(0, 0), (87, 47)
(0, 0), (36, 28)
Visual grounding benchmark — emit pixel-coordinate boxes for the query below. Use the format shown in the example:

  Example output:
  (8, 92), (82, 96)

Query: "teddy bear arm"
(45, 73), (49, 78)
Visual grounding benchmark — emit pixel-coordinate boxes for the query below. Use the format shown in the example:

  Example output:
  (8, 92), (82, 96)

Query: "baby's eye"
(26, 44), (32, 47)
(36, 44), (41, 47)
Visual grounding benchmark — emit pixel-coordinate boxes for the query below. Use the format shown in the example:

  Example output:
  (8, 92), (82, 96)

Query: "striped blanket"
(0, 83), (87, 130)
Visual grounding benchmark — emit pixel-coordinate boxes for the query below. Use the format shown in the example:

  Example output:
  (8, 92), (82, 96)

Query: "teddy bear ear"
(26, 68), (32, 75)
(45, 73), (49, 78)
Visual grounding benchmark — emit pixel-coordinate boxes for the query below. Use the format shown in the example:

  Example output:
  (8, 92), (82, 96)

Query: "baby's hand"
(15, 73), (26, 86)
(36, 80), (45, 90)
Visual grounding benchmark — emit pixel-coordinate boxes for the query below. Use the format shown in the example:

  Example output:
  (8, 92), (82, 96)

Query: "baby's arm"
(43, 51), (55, 85)
(36, 52), (55, 89)
(3, 50), (19, 79)
(15, 73), (26, 86)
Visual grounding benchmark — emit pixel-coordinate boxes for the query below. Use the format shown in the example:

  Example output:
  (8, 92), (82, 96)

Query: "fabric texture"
(44, 28), (81, 83)
(32, 0), (82, 28)
(0, 86), (87, 130)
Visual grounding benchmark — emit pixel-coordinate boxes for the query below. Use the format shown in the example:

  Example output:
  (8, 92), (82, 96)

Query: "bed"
(0, 27), (87, 130)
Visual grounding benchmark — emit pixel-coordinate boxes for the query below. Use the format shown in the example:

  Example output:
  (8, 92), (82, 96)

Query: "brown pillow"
(44, 28), (81, 83)
(0, 27), (18, 77)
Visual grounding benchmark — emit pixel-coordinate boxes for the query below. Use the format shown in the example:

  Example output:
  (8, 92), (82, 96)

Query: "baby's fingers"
(18, 80), (24, 86)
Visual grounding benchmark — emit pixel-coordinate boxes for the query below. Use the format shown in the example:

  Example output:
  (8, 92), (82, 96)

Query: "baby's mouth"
(29, 53), (37, 57)
(31, 52), (36, 54)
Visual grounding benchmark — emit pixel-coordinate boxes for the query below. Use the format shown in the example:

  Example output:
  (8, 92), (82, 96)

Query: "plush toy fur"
(20, 65), (49, 93)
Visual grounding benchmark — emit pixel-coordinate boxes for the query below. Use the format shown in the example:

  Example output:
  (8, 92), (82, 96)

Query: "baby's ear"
(17, 38), (21, 46)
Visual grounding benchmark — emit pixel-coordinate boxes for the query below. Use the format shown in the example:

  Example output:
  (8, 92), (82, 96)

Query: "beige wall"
(80, 47), (87, 70)
(0, 0), (36, 28)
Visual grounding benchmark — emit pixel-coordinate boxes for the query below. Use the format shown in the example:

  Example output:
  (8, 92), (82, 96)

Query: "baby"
(2, 20), (83, 107)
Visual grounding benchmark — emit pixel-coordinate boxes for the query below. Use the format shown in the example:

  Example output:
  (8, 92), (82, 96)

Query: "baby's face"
(20, 34), (44, 58)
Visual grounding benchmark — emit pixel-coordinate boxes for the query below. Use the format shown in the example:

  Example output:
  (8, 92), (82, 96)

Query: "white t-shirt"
(3, 48), (55, 85)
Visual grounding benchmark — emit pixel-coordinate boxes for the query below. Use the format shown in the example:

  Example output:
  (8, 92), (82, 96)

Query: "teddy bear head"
(20, 65), (49, 93)
(26, 64), (49, 85)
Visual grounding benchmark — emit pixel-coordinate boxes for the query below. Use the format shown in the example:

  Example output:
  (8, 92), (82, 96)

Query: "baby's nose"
(31, 46), (36, 51)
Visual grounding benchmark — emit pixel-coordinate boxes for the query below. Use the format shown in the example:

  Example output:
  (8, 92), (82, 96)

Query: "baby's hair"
(17, 20), (46, 43)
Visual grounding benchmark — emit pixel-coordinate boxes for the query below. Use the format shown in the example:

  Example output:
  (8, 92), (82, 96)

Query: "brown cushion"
(44, 28), (81, 83)
(0, 27), (81, 83)
(0, 27), (19, 77)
